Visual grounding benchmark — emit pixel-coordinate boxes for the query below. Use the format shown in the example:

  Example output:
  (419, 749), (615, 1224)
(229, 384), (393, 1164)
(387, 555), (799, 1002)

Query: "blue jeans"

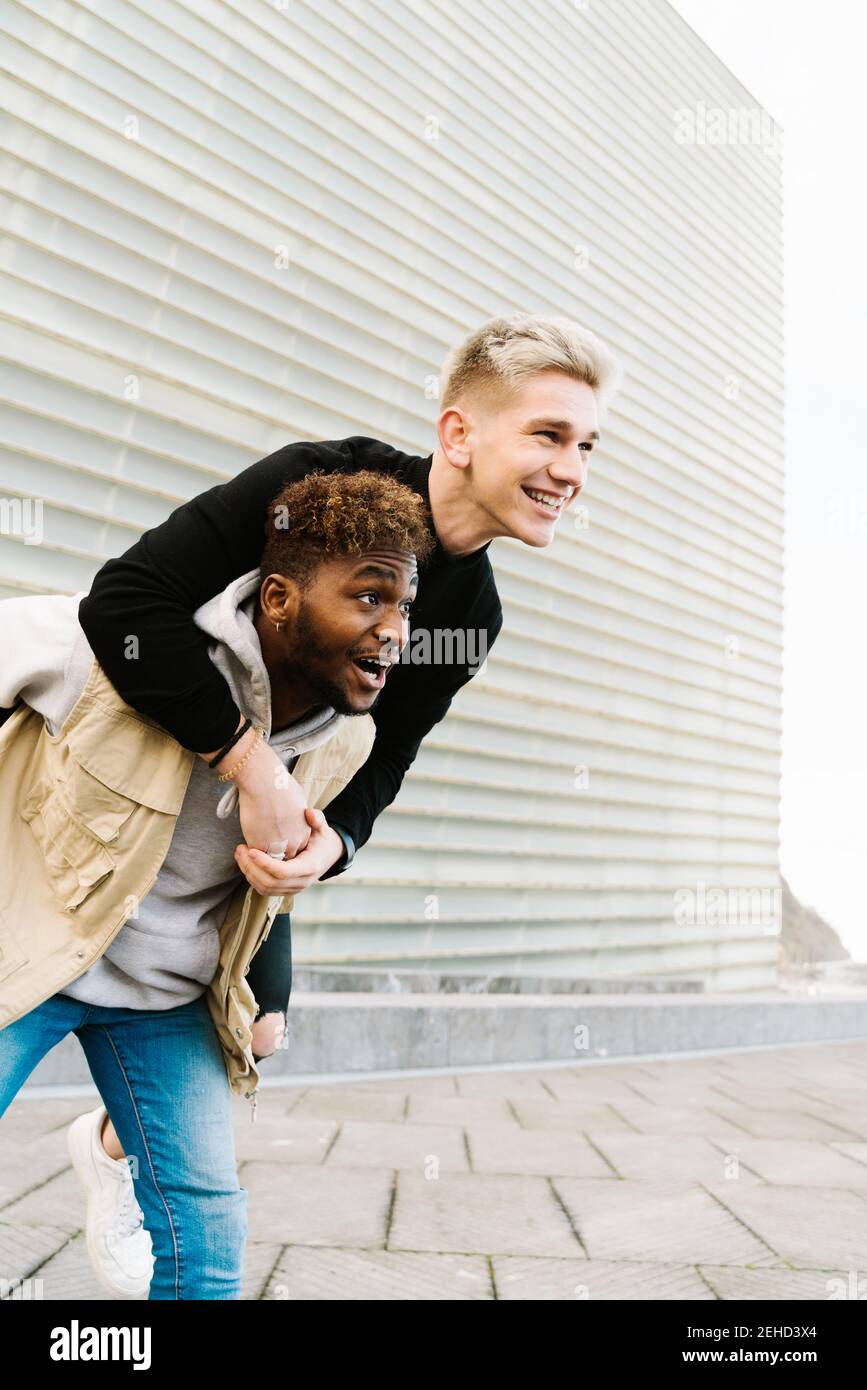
(0, 992), (248, 1300)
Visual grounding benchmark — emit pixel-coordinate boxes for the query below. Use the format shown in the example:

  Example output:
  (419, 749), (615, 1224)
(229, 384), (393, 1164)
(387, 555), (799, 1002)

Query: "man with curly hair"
(0, 471), (432, 1299)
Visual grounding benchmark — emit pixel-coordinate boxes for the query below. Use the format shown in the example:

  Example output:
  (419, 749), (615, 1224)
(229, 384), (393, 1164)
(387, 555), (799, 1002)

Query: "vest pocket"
(20, 778), (115, 911)
(64, 708), (192, 817)
(62, 712), (189, 842)
(62, 761), (140, 844)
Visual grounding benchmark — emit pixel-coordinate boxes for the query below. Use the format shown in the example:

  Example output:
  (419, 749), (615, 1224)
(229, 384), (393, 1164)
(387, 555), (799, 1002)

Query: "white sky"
(668, 0), (867, 958)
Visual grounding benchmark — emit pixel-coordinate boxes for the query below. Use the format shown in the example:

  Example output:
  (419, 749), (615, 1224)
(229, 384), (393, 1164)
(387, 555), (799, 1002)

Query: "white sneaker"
(66, 1104), (155, 1299)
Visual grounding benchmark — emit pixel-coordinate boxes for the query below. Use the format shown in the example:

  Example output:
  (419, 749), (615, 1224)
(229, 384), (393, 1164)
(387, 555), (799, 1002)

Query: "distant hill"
(781, 876), (850, 964)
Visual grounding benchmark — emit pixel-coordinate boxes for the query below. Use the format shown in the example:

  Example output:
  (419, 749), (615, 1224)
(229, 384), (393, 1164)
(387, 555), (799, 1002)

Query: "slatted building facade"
(0, 0), (784, 987)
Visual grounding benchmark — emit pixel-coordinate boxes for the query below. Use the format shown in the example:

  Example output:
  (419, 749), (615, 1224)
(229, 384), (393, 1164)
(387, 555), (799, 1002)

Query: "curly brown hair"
(259, 468), (436, 591)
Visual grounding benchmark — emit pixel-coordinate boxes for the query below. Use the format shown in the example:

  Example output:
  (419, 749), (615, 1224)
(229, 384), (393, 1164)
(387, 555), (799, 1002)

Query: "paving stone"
(280, 1074), (459, 1099)
(707, 1084), (856, 1112)
(465, 1124), (615, 1178)
(388, 1172), (581, 1257)
(553, 1179), (780, 1265)
(799, 1111), (867, 1141)
(601, 1101), (755, 1139)
(799, 1098), (867, 1126)
(493, 1257), (715, 1300)
(706, 1108), (865, 1141)
(262, 1246), (493, 1300)
(325, 1120), (469, 1172)
(705, 1068), (805, 1086)
(711, 1058), (800, 1075)
(0, 1219), (73, 1293)
(29, 1235), (279, 1302)
(800, 1088), (867, 1108)
(616, 1082), (748, 1108)
(233, 1117), (338, 1164)
(633, 1061), (733, 1084)
(704, 1182), (867, 1269)
(712, 1054), (860, 1084)
(0, 1131), (74, 1205)
(240, 1240), (285, 1301)
(338, 1075), (460, 1095)
(713, 1139), (867, 1187)
(232, 1090), (308, 1124)
(278, 1090), (407, 1124)
(829, 1142), (867, 1169)
(529, 1072), (653, 1103)
(454, 1071), (568, 1097)
(566, 1062), (666, 1080)
(587, 1134), (765, 1184)
(0, 1099), (100, 1139)
(509, 1099), (654, 1134)
(242, 1161), (392, 1246)
(0, 1169), (86, 1237)
(5, 1043), (867, 1298)
(27, 1232), (133, 1301)
(698, 1264), (860, 1300)
(632, 1062), (723, 1080)
(569, 1065), (676, 1084)
(232, 1089), (310, 1124)
(405, 1096), (517, 1126)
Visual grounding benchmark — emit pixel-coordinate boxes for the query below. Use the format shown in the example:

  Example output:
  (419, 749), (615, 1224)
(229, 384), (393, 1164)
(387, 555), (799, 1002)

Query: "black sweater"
(77, 435), (504, 861)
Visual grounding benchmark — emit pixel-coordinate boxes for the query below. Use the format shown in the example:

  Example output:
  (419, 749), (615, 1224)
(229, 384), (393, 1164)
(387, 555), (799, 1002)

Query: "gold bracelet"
(217, 727), (266, 782)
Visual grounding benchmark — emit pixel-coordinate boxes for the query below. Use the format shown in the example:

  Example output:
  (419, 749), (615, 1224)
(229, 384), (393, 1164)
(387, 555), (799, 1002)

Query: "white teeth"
(524, 488), (563, 509)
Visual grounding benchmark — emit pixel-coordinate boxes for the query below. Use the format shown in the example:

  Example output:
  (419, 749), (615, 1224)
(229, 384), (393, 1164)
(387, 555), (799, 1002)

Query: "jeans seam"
(95, 1025), (182, 1299)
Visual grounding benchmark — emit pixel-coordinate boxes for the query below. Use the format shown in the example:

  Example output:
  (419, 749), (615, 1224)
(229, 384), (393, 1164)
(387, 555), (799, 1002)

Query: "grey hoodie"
(0, 570), (348, 1011)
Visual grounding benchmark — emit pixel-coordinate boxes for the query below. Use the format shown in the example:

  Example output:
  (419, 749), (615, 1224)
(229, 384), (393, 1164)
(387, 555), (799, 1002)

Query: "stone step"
(18, 991), (867, 1088)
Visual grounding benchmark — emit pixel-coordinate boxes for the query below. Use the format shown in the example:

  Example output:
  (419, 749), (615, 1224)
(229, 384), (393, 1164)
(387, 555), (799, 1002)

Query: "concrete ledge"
(17, 991), (867, 1087)
(294, 968), (706, 994)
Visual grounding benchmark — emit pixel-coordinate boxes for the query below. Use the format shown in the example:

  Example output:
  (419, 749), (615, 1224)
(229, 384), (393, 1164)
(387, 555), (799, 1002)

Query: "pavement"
(2, 1039), (867, 1300)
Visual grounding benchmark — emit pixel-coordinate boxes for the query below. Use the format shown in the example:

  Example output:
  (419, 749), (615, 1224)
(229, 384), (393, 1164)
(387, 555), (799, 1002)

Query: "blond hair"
(440, 313), (621, 414)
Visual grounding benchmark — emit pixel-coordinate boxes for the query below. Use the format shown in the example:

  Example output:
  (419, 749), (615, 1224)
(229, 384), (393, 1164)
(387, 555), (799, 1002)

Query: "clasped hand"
(233, 746), (343, 896)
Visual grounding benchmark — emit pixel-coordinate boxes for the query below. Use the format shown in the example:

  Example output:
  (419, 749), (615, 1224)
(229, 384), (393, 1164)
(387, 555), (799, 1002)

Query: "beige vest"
(0, 656), (375, 1122)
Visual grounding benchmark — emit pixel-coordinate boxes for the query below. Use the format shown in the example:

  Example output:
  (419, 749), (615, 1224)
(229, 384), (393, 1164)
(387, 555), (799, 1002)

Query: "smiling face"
(256, 548), (419, 722)
(458, 370), (601, 546)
